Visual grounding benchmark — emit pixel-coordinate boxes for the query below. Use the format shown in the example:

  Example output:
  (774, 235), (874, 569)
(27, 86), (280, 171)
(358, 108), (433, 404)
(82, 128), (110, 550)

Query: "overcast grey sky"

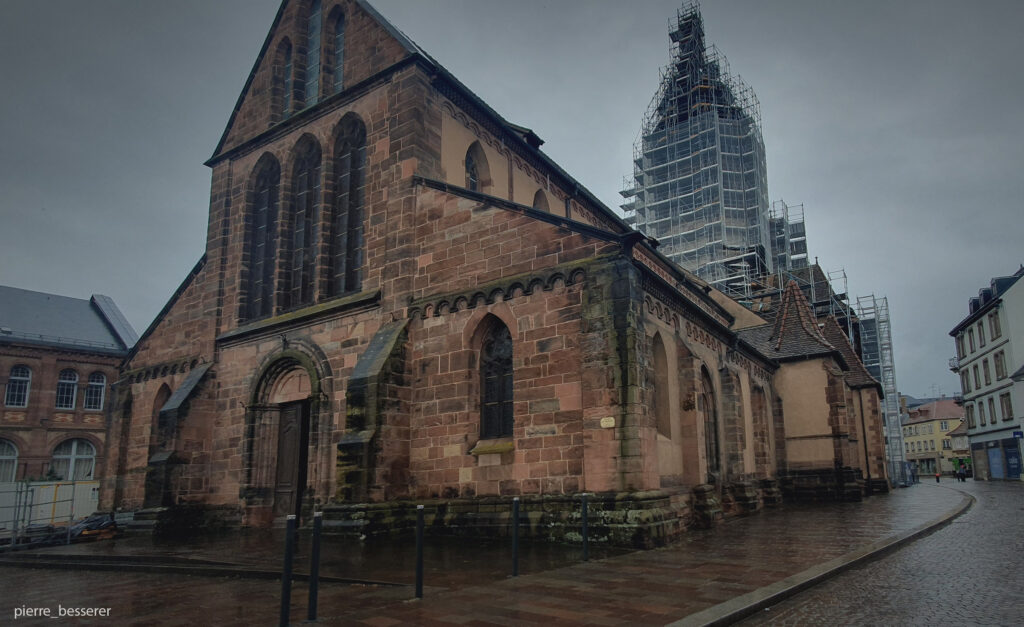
(1, 0), (1021, 398)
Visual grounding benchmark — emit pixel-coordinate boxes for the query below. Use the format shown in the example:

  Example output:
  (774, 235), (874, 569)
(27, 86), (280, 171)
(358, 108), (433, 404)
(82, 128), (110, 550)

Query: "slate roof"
(949, 266), (1024, 335)
(738, 280), (843, 366)
(819, 315), (881, 392)
(159, 363), (213, 420)
(0, 285), (137, 354)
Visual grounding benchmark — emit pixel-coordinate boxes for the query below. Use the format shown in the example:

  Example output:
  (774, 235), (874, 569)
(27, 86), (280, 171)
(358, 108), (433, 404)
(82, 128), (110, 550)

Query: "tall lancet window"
(304, 0), (322, 106)
(480, 321), (514, 439)
(246, 157), (281, 320)
(331, 12), (345, 94)
(330, 115), (366, 296)
(291, 139), (322, 308)
(282, 42), (293, 117)
(701, 368), (720, 480)
(465, 150), (479, 192)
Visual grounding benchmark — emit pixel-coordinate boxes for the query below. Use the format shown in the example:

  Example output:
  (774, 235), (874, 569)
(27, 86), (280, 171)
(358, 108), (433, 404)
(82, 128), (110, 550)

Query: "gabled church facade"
(101, 0), (887, 546)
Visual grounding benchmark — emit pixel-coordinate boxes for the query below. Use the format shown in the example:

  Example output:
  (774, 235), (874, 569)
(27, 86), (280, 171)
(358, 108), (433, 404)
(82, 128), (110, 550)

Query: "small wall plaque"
(600, 416), (615, 429)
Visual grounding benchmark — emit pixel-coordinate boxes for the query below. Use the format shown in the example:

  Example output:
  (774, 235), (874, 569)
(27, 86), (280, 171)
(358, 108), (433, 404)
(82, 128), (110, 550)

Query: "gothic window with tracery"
(290, 139), (321, 307)
(246, 157), (281, 320)
(330, 115), (366, 295)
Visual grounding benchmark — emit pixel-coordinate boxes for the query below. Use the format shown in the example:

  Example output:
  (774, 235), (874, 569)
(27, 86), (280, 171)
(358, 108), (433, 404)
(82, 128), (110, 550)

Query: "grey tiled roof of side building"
(0, 285), (137, 353)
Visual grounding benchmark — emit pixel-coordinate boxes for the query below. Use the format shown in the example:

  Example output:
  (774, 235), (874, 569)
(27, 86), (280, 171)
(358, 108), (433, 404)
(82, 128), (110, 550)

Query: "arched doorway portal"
(245, 351), (324, 525)
(267, 366), (312, 520)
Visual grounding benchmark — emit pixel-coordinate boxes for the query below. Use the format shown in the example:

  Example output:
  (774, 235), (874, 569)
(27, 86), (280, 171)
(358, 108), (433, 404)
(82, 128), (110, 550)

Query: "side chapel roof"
(737, 280), (844, 367)
(819, 315), (881, 392)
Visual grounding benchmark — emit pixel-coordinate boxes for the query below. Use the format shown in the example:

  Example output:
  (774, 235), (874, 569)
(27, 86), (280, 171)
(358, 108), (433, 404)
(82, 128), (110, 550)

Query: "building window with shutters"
(994, 351), (1006, 380)
(1000, 393), (1014, 421)
(988, 312), (1001, 339)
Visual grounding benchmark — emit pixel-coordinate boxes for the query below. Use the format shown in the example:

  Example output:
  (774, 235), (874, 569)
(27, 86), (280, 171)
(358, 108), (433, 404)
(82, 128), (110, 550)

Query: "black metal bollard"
(280, 514), (296, 627)
(415, 505), (424, 599)
(511, 497), (520, 577)
(307, 511), (322, 622)
(581, 493), (589, 562)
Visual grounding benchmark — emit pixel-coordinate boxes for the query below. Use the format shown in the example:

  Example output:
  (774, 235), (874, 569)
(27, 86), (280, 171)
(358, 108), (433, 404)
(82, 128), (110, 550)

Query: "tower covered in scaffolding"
(856, 295), (909, 486)
(622, 2), (771, 296)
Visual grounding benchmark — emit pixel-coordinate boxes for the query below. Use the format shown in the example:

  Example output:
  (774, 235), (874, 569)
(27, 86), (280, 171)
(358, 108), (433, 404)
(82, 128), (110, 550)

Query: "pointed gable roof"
(769, 280), (836, 354)
(209, 0), (423, 162)
(735, 280), (844, 366)
(205, 0), (635, 240)
(820, 315), (881, 392)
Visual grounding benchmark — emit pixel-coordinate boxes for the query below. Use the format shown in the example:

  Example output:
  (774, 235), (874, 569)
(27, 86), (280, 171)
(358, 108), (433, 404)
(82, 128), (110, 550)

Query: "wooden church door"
(273, 401), (310, 520)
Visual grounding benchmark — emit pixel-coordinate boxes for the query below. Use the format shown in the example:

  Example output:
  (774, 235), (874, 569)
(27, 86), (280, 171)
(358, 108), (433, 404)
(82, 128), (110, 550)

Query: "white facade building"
(949, 267), (1024, 481)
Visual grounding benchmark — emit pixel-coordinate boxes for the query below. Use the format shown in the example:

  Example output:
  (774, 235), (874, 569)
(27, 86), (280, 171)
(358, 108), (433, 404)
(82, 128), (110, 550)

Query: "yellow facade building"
(902, 398), (964, 477)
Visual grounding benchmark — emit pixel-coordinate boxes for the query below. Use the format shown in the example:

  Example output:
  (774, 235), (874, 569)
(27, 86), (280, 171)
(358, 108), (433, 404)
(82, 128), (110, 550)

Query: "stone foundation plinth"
(781, 467), (865, 502)
(690, 484), (722, 528)
(321, 491), (687, 549)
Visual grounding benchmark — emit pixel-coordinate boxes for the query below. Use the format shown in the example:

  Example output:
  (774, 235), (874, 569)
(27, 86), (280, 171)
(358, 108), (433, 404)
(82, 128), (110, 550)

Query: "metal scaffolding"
(770, 200), (808, 273)
(856, 294), (909, 486)
(621, 1), (772, 298)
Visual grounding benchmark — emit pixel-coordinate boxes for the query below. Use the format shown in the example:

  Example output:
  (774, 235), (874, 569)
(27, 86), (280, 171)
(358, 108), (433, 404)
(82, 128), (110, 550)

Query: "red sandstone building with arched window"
(101, 0), (889, 546)
(0, 287), (136, 483)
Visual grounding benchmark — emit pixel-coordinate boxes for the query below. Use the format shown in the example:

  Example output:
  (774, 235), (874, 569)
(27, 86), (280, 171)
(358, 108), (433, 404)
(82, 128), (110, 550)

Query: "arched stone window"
(653, 333), (671, 438)
(700, 367), (720, 480)
(51, 439), (96, 481)
(289, 137), (322, 308)
(303, 0), (322, 106)
(245, 155), (281, 320)
(56, 369), (78, 410)
(532, 189), (550, 213)
(329, 8), (345, 94)
(0, 439), (17, 482)
(465, 142), (490, 193)
(273, 39), (295, 120)
(751, 386), (769, 476)
(5, 365), (31, 408)
(480, 319), (514, 439)
(152, 383), (173, 450)
(84, 372), (106, 411)
(329, 114), (366, 296)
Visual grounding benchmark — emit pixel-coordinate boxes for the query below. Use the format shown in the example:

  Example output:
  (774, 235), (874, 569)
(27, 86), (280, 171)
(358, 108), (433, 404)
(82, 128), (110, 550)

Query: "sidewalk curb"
(667, 488), (975, 627)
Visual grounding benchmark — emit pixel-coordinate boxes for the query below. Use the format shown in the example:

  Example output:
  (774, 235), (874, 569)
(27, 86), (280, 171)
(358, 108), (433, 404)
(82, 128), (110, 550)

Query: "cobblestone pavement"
(1, 484), (973, 626)
(740, 480), (1024, 627)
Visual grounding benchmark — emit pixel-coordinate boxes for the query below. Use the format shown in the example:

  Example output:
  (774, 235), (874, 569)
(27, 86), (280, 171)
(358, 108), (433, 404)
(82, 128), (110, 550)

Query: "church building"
(101, 0), (888, 546)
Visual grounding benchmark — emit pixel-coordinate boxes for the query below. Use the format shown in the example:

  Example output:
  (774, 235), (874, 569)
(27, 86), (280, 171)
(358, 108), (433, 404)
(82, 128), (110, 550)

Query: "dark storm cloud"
(1, 0), (1021, 397)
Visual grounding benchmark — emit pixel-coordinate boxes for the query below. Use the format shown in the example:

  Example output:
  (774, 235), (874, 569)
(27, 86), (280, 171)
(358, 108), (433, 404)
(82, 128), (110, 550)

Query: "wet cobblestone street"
(741, 480), (1023, 626)
(0, 482), (986, 625)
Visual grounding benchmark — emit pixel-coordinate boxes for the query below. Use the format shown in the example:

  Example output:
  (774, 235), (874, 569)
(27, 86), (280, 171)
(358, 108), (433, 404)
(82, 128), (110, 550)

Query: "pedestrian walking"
(935, 472), (940, 483)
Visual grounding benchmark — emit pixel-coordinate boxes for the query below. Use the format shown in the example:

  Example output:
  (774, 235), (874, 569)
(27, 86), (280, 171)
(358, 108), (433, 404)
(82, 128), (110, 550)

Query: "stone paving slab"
(1, 483), (970, 626)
